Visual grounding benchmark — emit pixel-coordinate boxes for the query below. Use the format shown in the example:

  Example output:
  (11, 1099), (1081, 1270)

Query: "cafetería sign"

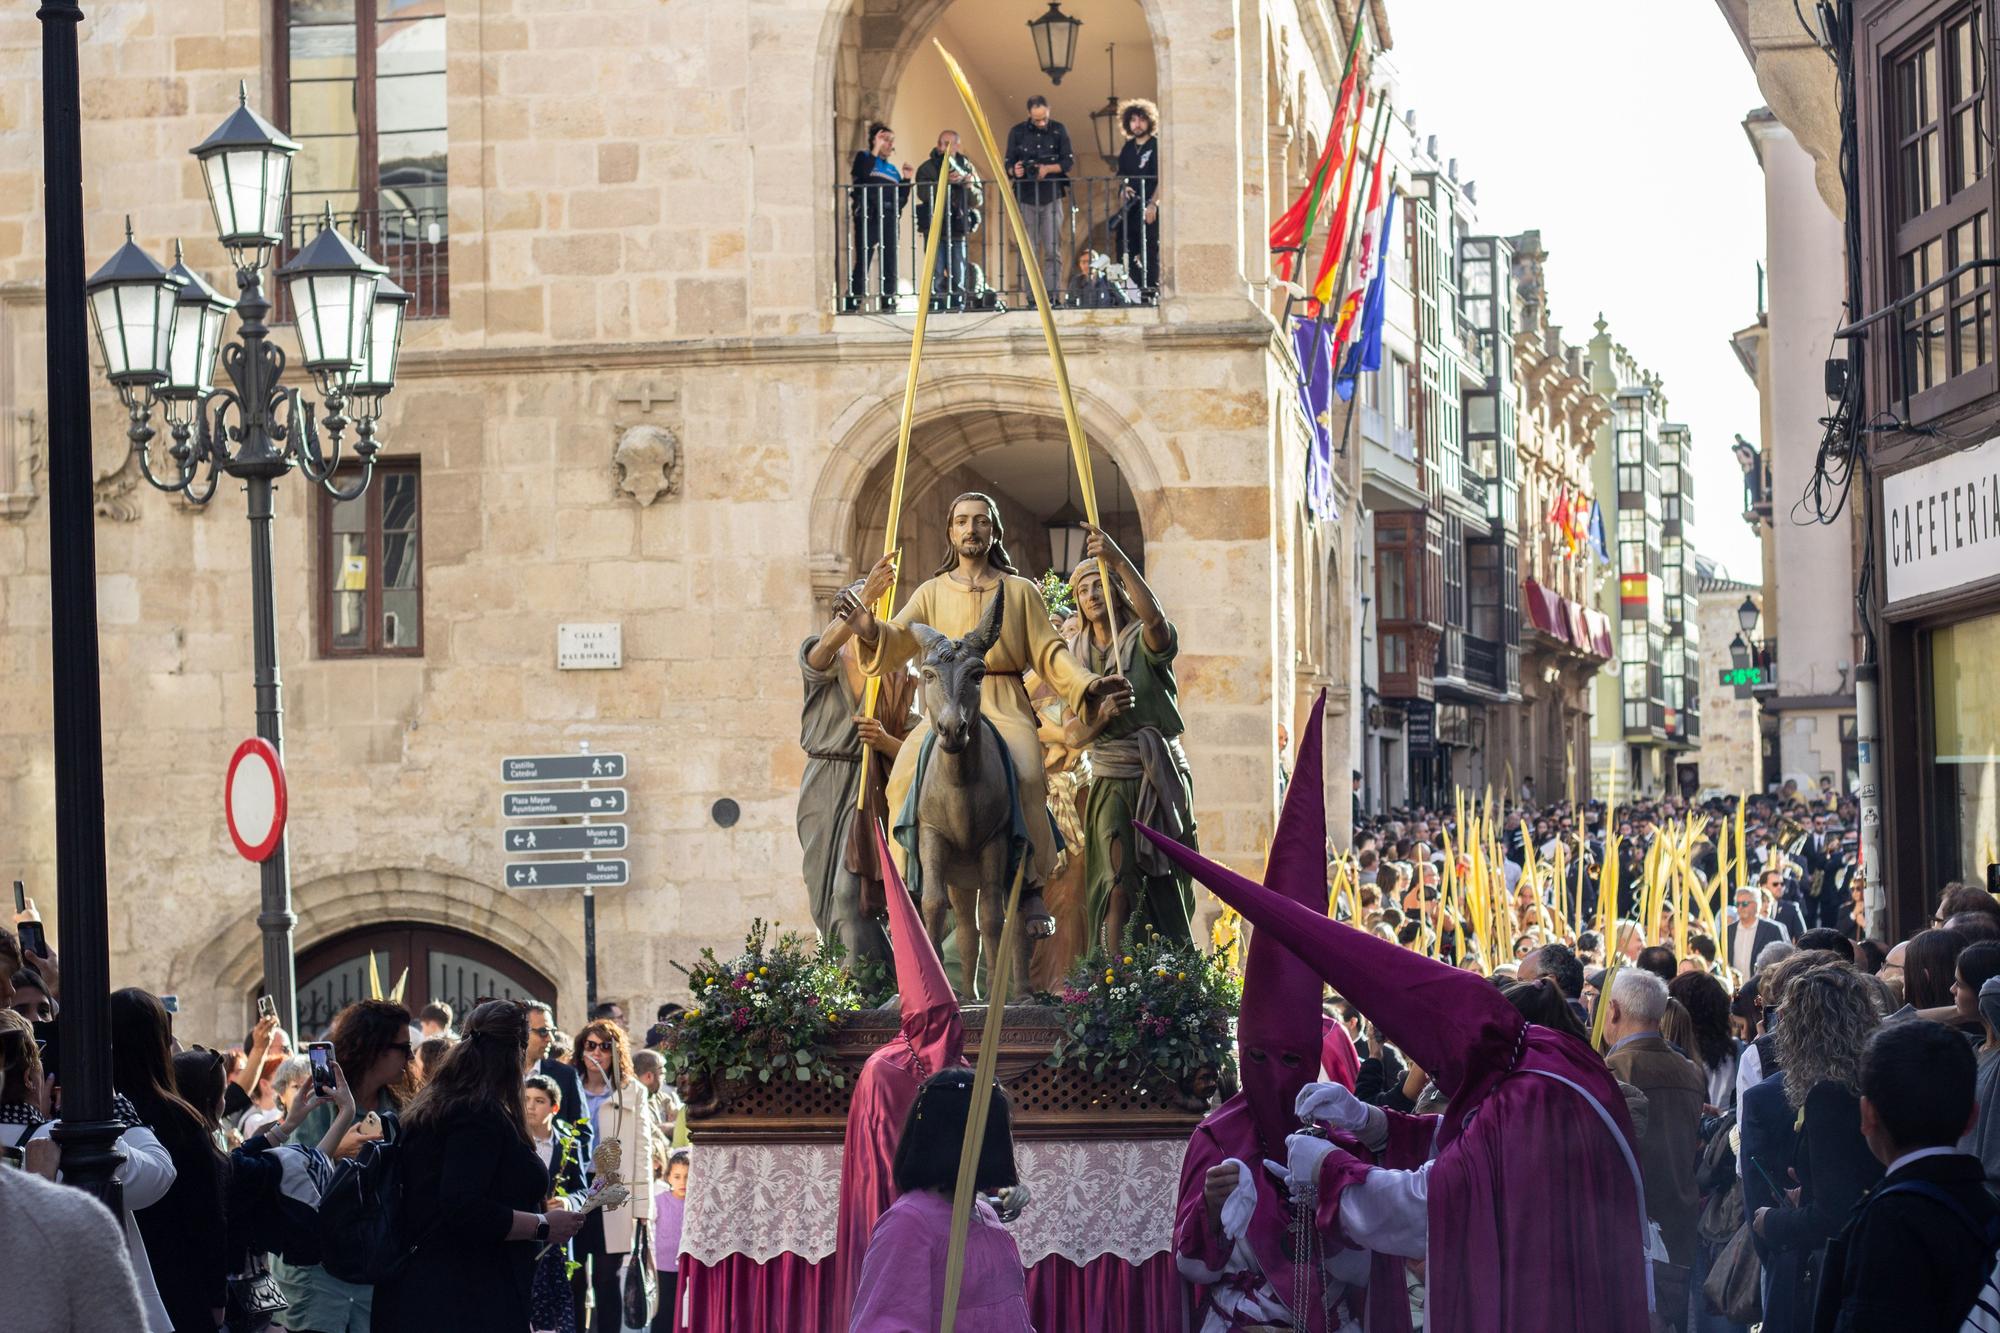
(1884, 435), (2000, 606)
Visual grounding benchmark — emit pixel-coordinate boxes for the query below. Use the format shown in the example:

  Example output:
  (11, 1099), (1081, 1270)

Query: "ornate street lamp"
(1028, 1), (1082, 85)
(1089, 44), (1122, 170)
(1737, 595), (1760, 636)
(85, 90), (408, 1032)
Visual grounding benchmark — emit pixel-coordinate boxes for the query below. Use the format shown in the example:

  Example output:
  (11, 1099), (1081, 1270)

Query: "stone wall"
(0, 0), (1367, 1043)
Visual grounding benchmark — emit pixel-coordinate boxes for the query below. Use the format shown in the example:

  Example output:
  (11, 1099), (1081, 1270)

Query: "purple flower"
(733, 1008), (751, 1030)
(732, 974), (751, 990)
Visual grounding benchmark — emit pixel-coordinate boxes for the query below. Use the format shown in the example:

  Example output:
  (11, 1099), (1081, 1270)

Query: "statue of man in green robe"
(1064, 526), (1197, 952)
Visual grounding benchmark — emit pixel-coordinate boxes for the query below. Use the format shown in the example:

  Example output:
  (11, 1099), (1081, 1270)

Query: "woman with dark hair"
(1751, 964), (1884, 1331)
(272, 997), (413, 1332)
(1668, 970), (1740, 1108)
(1904, 926), (1968, 1009)
(174, 1046), (230, 1146)
(850, 1069), (1034, 1331)
(373, 1002), (585, 1332)
(0, 1006), (47, 1156)
(570, 1018), (657, 1333)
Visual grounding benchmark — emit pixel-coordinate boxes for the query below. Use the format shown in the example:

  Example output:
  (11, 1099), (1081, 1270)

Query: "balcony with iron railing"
(833, 177), (1158, 315)
(275, 206), (450, 322)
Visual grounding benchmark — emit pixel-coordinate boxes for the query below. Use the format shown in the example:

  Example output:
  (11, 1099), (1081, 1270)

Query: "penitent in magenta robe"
(1141, 824), (1654, 1333)
(832, 823), (968, 1331)
(849, 1189), (1036, 1333)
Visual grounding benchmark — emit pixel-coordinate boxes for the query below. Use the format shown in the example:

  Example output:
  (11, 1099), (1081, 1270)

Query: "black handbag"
(224, 1255), (288, 1333)
(622, 1218), (659, 1331)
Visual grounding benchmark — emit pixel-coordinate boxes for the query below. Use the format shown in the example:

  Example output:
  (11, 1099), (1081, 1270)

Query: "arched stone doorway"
(292, 923), (554, 1037)
(850, 408), (1145, 588)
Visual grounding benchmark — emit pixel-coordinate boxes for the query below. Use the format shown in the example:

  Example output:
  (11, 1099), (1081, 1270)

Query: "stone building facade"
(0, 0), (1390, 1042)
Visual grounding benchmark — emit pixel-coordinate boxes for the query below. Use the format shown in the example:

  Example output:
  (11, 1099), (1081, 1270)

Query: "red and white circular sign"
(225, 738), (288, 862)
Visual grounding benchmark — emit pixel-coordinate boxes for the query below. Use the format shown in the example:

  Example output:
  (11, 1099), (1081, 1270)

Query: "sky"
(1386, 1), (1769, 581)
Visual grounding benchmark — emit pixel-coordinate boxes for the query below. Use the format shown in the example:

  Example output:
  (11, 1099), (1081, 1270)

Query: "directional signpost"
(500, 746), (634, 1009)
(503, 825), (628, 854)
(504, 860), (631, 889)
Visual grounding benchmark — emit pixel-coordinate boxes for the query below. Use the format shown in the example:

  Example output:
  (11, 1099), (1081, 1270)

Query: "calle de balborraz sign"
(1884, 434), (2000, 605)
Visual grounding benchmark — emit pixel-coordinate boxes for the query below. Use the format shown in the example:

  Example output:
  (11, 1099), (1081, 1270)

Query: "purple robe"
(849, 1190), (1035, 1333)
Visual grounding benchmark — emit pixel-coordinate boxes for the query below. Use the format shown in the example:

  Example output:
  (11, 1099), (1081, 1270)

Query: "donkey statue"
(909, 589), (1030, 999)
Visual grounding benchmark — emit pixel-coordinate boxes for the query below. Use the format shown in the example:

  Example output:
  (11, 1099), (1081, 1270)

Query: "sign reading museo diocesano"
(1884, 434), (2000, 605)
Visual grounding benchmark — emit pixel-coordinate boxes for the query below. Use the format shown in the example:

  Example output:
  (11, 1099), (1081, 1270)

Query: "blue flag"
(1587, 497), (1610, 562)
(1335, 193), (1397, 402)
(1291, 316), (1338, 520)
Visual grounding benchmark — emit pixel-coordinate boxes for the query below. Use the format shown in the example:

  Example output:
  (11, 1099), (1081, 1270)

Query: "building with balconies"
(1589, 323), (1701, 796)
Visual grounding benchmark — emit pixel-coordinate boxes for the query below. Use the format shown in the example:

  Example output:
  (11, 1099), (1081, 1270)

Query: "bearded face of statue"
(949, 497), (994, 563)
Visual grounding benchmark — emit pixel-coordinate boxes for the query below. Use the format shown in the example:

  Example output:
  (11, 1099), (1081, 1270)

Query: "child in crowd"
(651, 1147), (690, 1332)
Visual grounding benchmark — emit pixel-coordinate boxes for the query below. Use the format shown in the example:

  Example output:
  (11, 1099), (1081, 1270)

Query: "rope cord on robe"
(932, 38), (1122, 655)
(856, 159), (954, 811)
(939, 853), (1029, 1333)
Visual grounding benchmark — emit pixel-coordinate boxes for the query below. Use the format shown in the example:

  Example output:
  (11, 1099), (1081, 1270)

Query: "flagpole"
(1297, 99), (1386, 496)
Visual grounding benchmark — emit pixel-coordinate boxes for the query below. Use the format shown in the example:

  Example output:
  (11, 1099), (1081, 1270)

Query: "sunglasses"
(530, 1026), (551, 1038)
(583, 1039), (613, 1052)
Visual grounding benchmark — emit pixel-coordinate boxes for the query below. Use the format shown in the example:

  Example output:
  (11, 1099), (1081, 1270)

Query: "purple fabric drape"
(677, 1249), (1186, 1332)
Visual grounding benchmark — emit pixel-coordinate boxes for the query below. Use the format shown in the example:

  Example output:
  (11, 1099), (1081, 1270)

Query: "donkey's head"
(912, 590), (1005, 754)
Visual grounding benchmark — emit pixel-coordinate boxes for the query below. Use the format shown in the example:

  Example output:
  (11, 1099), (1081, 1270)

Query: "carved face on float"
(949, 497), (995, 563)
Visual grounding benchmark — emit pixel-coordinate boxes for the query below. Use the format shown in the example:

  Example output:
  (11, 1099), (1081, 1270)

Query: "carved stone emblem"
(613, 423), (681, 507)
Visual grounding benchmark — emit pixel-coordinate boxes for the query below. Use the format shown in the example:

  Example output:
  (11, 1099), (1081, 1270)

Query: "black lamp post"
(1736, 595), (1760, 636)
(83, 87), (407, 1036)
(1028, 1), (1083, 85)
(1089, 44), (1122, 170)
(38, 0), (125, 1213)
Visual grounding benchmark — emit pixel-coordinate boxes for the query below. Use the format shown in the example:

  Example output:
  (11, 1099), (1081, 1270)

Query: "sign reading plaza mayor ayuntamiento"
(1884, 434), (2000, 605)
(502, 788), (628, 818)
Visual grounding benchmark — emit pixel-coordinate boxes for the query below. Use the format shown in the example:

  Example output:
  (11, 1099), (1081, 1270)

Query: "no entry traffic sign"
(226, 738), (287, 863)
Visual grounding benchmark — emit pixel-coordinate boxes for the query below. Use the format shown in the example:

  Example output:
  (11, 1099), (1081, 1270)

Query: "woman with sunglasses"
(568, 1019), (659, 1333)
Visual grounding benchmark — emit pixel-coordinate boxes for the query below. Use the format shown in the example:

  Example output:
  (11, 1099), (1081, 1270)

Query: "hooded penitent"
(833, 821), (967, 1328)
(1140, 818), (1653, 1333)
(1172, 695), (1348, 1328)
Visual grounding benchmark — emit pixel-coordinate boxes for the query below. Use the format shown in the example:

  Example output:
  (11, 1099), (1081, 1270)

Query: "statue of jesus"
(847, 492), (1133, 939)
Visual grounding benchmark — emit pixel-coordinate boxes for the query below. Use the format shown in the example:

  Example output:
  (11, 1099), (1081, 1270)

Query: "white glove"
(1295, 1080), (1369, 1131)
(1266, 1132), (1339, 1200)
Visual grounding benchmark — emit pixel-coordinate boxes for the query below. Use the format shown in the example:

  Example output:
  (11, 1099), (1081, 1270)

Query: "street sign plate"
(503, 788), (628, 818)
(504, 859), (629, 889)
(501, 753), (627, 783)
(503, 824), (628, 854)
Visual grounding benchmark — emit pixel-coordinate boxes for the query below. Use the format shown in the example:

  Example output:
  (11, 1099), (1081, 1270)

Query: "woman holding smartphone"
(569, 1019), (657, 1333)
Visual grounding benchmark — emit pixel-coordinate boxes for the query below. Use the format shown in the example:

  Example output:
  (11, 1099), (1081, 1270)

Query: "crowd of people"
(0, 919), (696, 1333)
(842, 95), (1163, 315)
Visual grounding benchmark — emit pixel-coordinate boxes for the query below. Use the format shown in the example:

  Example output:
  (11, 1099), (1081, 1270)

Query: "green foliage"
(1038, 569), (1076, 622)
(1047, 929), (1240, 1088)
(661, 918), (863, 1091)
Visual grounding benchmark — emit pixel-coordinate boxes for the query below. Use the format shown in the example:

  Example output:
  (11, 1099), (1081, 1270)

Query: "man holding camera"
(1004, 95), (1072, 301)
(913, 130), (982, 311)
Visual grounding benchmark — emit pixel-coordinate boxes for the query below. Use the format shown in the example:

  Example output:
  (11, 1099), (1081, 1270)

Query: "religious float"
(661, 920), (1239, 1332)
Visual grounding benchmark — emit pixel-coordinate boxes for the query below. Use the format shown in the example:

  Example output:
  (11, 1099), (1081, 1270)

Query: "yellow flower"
(1177, 972), (1186, 981)
(687, 1007), (700, 1017)
(1104, 971), (1115, 983)
(758, 966), (768, 976)
(1122, 955), (1133, 965)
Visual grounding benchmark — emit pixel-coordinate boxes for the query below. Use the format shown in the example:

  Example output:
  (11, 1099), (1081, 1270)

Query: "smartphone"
(10, 880), (21, 913)
(308, 1041), (336, 1094)
(159, 994), (178, 1015)
(258, 994), (277, 1022)
(16, 919), (45, 959)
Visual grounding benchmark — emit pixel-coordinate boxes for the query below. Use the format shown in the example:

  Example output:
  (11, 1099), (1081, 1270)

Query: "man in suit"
(1730, 882), (1789, 981)
(1602, 967), (1708, 1324)
(524, 1000), (595, 1167)
(1812, 1019), (1999, 1331)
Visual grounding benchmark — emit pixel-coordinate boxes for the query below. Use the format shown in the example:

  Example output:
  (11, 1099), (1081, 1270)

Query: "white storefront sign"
(1883, 435), (2000, 605)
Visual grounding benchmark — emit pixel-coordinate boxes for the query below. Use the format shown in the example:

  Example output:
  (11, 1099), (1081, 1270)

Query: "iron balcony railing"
(276, 206), (450, 322)
(834, 176), (1160, 315)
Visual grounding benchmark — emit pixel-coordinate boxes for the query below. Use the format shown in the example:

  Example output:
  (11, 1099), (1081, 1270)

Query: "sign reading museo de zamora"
(1884, 434), (2000, 605)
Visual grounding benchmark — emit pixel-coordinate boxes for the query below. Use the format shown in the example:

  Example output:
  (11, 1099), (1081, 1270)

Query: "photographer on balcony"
(1112, 98), (1162, 301)
(1004, 95), (1073, 301)
(846, 122), (914, 313)
(913, 129), (982, 312)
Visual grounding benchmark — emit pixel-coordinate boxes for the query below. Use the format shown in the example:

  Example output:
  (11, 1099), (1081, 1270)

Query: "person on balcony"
(1003, 96), (1072, 302)
(1112, 99), (1162, 300)
(913, 130), (982, 312)
(847, 123), (913, 313)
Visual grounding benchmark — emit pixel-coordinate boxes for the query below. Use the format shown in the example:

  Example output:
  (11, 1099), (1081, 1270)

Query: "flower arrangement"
(662, 919), (863, 1092)
(1037, 569), (1076, 621)
(1048, 931), (1239, 1092)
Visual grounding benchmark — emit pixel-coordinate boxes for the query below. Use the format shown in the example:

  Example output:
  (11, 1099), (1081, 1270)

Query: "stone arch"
(812, 0), (1175, 303)
(206, 866), (588, 1011)
(808, 370), (1173, 603)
